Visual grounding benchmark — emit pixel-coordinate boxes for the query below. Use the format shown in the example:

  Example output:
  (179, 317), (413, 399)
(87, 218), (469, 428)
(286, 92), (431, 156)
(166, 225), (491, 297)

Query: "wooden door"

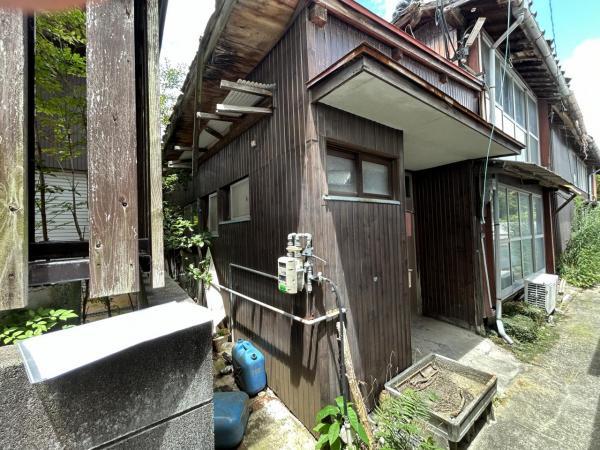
(405, 173), (421, 316)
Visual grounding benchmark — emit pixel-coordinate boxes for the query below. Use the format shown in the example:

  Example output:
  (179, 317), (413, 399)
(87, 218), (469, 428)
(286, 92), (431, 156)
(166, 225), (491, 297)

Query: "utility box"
(278, 257), (303, 294)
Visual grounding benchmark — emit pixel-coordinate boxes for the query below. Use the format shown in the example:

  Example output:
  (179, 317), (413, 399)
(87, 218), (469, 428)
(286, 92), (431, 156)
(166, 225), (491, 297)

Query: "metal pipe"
(230, 263), (278, 281)
(496, 299), (514, 345)
(213, 282), (343, 326)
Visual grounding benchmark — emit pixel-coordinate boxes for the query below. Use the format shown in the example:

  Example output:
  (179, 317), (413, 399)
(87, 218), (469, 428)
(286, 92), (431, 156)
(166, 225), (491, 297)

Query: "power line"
(548, 0), (558, 55)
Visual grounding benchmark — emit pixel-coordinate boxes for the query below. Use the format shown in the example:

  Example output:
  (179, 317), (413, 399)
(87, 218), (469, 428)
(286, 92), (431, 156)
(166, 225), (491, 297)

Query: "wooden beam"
(147, 0), (164, 289)
(204, 126), (226, 140)
(196, 112), (241, 122)
(0, 10), (28, 310)
(219, 79), (274, 97)
(87, 0), (139, 298)
(216, 104), (272, 115)
(309, 3), (328, 27)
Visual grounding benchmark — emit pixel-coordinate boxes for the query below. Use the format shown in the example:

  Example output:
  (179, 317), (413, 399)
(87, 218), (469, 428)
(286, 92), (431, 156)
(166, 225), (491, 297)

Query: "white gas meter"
(278, 257), (304, 294)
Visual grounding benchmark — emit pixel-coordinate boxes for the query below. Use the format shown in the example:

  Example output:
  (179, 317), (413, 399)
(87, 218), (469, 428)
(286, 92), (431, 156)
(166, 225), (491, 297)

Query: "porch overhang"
(307, 44), (523, 171)
(492, 160), (587, 197)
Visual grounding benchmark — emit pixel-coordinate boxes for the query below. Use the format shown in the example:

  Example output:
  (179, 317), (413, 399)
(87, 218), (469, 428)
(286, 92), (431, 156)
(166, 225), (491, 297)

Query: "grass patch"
(491, 300), (560, 362)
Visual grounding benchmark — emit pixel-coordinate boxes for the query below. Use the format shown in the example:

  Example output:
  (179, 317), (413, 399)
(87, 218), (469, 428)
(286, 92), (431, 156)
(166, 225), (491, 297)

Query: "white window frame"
(228, 177), (251, 222)
(480, 34), (540, 165)
(207, 192), (219, 236)
(494, 183), (545, 299)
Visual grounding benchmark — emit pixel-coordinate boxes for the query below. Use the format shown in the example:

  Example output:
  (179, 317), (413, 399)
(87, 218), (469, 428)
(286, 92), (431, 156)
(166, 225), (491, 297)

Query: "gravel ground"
(470, 287), (600, 450)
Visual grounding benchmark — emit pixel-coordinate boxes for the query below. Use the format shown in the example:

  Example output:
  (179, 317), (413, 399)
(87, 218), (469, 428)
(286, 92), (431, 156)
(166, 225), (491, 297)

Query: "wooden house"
(0, 0), (168, 307)
(164, 0), (597, 428)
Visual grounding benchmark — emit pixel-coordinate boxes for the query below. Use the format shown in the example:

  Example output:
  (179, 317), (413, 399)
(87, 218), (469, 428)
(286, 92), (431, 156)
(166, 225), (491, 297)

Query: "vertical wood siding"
(313, 104), (410, 408)
(196, 16), (323, 428)
(87, 0), (139, 298)
(413, 161), (483, 329)
(309, 16), (479, 113)
(0, 11), (28, 310)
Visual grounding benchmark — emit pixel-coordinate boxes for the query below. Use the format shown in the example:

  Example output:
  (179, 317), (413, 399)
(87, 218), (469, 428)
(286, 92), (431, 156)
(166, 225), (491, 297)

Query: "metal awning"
(492, 160), (587, 197)
(307, 44), (523, 171)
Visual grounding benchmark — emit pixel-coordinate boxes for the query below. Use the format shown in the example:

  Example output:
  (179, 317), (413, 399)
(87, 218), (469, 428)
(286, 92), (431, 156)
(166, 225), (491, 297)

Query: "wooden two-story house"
(164, 0), (597, 428)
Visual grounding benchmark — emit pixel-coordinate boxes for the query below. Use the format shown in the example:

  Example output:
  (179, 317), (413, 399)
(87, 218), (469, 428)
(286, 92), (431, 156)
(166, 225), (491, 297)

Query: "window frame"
(207, 192), (219, 236)
(480, 34), (540, 164)
(326, 143), (395, 200)
(494, 184), (545, 299)
(228, 176), (251, 222)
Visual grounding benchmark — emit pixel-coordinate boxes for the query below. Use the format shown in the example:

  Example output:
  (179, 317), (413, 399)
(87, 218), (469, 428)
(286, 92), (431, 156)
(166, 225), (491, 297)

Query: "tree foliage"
(159, 59), (186, 133)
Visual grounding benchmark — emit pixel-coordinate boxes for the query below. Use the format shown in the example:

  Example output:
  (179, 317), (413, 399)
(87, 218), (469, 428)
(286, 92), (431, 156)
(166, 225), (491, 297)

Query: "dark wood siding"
(308, 15), (479, 113)
(311, 104), (409, 407)
(413, 161), (483, 330)
(196, 14), (323, 427)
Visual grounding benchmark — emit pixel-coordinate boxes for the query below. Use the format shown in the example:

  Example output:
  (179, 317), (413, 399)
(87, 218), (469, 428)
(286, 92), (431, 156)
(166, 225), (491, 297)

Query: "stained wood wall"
(413, 161), (483, 330)
(0, 11), (28, 310)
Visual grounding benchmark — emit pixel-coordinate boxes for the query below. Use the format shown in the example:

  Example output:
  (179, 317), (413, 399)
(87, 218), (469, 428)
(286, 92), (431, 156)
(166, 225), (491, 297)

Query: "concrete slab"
(411, 316), (524, 394)
(469, 287), (600, 450)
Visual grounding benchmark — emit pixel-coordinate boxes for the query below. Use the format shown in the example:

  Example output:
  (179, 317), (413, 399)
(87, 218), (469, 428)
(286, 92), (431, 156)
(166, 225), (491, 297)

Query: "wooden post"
(87, 0), (139, 298)
(0, 11), (28, 310)
(147, 0), (164, 289)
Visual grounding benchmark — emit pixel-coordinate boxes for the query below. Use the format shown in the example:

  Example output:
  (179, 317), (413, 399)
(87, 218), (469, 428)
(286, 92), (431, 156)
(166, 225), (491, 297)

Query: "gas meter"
(278, 233), (316, 294)
(278, 257), (304, 294)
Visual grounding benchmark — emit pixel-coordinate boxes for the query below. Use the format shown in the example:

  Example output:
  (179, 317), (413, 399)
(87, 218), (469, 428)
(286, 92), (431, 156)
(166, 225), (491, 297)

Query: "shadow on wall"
(0, 323), (213, 449)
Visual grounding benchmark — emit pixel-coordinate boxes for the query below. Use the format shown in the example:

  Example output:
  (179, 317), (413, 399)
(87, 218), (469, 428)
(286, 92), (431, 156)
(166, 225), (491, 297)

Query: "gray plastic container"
(384, 353), (497, 443)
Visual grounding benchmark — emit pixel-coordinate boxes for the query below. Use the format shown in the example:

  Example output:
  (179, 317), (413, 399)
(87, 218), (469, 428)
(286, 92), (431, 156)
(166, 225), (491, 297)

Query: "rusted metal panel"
(413, 161), (483, 330)
(147, 0), (164, 288)
(0, 11), (28, 310)
(87, 0), (139, 298)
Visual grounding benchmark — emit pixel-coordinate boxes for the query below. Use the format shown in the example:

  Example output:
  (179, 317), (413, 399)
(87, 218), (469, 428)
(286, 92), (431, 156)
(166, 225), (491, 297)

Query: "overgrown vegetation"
(492, 300), (560, 361)
(374, 390), (441, 450)
(35, 10), (88, 241)
(0, 308), (78, 346)
(559, 199), (600, 288)
(313, 396), (369, 450)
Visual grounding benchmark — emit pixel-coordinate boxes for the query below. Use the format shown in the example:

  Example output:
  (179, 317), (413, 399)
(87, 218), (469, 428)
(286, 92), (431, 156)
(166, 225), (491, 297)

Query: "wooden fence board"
(147, 0), (164, 288)
(87, 0), (139, 298)
(0, 11), (28, 310)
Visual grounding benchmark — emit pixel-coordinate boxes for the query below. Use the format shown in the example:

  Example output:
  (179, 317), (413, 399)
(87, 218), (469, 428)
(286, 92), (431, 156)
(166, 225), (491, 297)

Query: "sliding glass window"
(495, 185), (545, 298)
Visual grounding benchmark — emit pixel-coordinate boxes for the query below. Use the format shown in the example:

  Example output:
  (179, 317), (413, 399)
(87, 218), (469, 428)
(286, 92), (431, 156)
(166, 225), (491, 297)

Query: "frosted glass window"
(535, 237), (545, 271)
(528, 96), (539, 136)
(519, 193), (531, 236)
(515, 86), (526, 127)
(503, 78), (514, 116)
(327, 154), (357, 194)
(522, 239), (534, 277)
(500, 242), (511, 290)
(508, 190), (520, 238)
(208, 193), (218, 235)
(362, 161), (390, 196)
(230, 177), (250, 220)
(533, 197), (543, 235)
(498, 188), (509, 240)
(511, 241), (523, 282)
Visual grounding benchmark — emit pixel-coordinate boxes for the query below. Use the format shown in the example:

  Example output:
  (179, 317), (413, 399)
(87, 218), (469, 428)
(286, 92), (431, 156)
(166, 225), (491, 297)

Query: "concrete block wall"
(0, 311), (213, 449)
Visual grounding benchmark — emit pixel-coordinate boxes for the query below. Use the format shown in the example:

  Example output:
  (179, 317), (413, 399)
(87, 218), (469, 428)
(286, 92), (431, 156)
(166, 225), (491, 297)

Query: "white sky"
(160, 0), (215, 70)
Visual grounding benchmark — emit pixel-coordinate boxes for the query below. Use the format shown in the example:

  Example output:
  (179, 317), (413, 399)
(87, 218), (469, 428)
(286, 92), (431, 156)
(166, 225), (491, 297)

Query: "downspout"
(490, 177), (514, 344)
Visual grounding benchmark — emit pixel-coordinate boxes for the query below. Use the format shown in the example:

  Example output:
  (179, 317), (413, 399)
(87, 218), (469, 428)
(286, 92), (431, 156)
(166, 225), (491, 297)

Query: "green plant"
(186, 258), (213, 286)
(0, 308), (78, 346)
(314, 396), (369, 450)
(374, 390), (441, 450)
(560, 199), (600, 288)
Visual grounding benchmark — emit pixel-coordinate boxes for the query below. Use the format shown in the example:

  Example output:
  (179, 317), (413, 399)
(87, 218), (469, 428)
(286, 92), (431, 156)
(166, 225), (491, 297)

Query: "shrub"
(313, 396), (369, 449)
(374, 389), (442, 450)
(0, 308), (78, 346)
(502, 314), (538, 343)
(502, 300), (546, 326)
(560, 200), (600, 288)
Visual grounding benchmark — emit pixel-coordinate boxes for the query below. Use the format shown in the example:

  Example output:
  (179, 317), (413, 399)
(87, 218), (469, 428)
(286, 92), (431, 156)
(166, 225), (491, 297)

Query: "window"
(326, 144), (393, 199)
(495, 185), (545, 297)
(208, 192), (218, 235)
(481, 34), (540, 164)
(229, 177), (250, 221)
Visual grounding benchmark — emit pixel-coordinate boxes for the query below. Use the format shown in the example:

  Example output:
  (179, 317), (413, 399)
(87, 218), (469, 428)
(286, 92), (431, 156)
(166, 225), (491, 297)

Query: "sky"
(161, 0), (600, 140)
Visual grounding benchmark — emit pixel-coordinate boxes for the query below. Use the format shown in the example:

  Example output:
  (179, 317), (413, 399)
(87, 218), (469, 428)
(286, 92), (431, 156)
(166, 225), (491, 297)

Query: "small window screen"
(208, 192), (218, 235)
(362, 160), (390, 196)
(230, 177), (250, 220)
(327, 153), (357, 194)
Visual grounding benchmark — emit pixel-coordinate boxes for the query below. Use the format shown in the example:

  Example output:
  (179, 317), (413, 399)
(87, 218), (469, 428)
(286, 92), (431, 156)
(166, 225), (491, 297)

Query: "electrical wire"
(480, 0), (513, 223)
(549, 0), (558, 55)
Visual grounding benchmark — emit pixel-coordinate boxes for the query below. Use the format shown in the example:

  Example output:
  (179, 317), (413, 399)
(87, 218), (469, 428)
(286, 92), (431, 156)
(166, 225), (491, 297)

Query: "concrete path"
(412, 316), (524, 394)
(470, 287), (600, 450)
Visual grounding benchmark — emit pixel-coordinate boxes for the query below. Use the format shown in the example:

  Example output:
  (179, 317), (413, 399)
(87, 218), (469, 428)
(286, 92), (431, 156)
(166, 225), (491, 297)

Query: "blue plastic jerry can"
(214, 391), (250, 449)
(232, 339), (267, 396)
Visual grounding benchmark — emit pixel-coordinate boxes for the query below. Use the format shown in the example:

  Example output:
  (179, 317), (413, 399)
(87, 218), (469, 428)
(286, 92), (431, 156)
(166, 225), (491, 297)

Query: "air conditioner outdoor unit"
(524, 273), (559, 314)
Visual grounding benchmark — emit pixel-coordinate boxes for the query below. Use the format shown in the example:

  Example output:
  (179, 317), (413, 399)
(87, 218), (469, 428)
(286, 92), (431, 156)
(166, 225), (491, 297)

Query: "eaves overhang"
(308, 44), (523, 171)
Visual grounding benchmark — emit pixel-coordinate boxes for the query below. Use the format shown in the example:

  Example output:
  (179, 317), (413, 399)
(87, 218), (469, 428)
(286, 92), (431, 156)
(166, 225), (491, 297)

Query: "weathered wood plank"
(147, 0), (164, 288)
(0, 11), (28, 310)
(219, 80), (274, 97)
(87, 0), (139, 298)
(216, 104), (272, 115)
